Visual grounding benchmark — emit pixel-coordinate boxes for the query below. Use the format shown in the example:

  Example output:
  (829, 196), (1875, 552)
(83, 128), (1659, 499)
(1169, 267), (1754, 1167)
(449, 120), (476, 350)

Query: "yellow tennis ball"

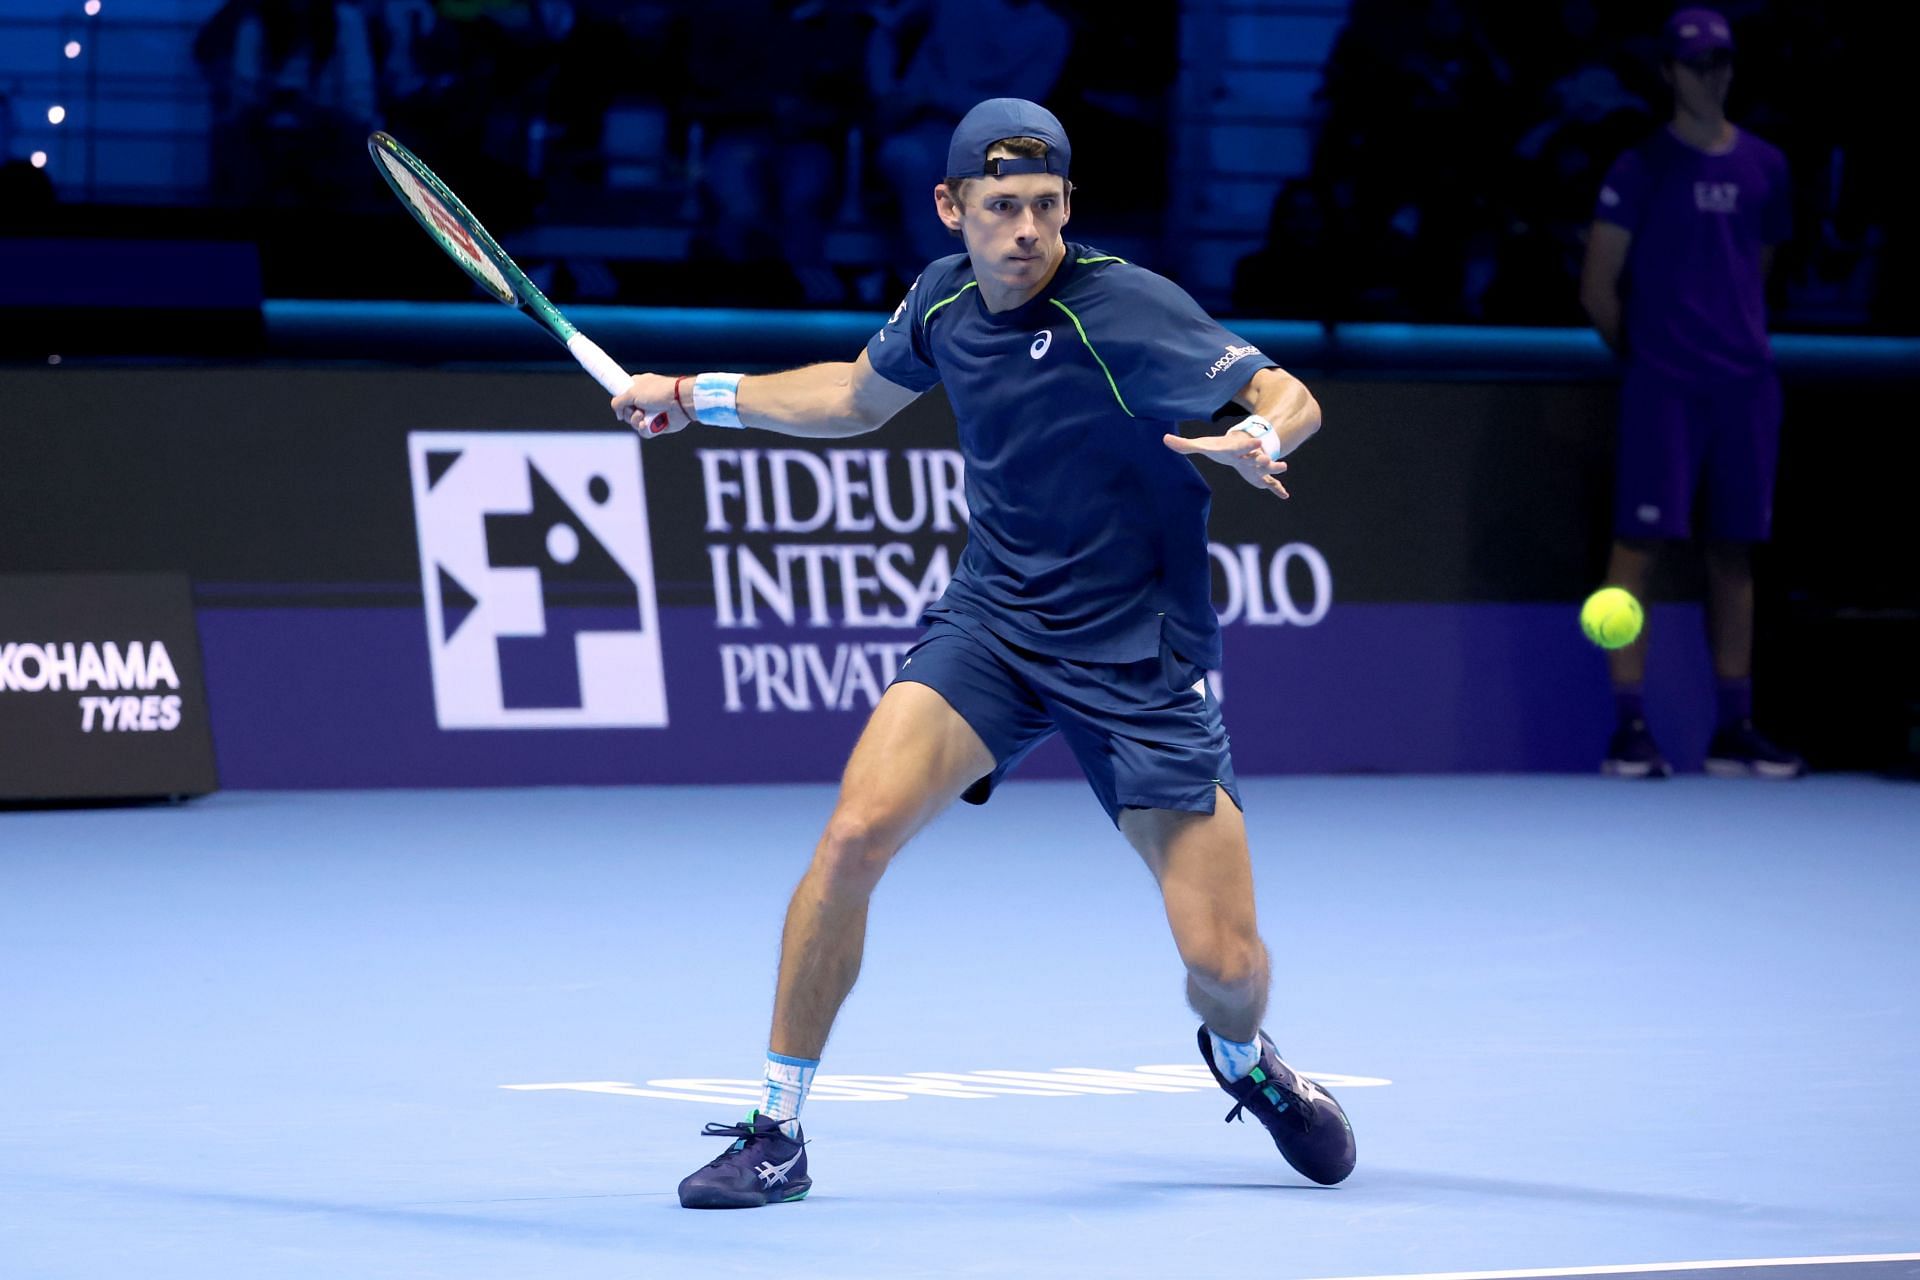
(1580, 587), (1644, 649)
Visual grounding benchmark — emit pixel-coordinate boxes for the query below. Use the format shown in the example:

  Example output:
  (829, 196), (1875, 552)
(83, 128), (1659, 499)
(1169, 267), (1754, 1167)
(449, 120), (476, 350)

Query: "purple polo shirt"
(1595, 127), (1792, 382)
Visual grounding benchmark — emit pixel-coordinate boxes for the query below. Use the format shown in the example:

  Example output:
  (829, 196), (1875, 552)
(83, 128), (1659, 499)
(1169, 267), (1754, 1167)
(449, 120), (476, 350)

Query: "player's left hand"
(1162, 432), (1291, 498)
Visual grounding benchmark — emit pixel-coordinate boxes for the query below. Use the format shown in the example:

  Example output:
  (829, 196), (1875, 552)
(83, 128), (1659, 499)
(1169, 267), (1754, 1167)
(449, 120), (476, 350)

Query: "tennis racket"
(367, 130), (634, 397)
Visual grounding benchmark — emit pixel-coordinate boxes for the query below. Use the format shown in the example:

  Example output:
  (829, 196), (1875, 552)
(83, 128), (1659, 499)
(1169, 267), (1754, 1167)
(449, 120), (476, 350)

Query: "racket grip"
(566, 332), (633, 396)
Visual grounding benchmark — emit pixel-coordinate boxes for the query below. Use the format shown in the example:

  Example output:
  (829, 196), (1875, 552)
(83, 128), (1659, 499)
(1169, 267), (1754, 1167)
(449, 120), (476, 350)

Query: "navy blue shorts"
(895, 610), (1242, 827)
(1614, 365), (1782, 542)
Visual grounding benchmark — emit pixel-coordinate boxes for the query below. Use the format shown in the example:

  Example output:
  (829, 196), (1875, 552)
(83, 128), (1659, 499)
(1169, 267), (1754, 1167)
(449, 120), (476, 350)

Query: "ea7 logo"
(1695, 182), (1739, 214)
(409, 432), (668, 729)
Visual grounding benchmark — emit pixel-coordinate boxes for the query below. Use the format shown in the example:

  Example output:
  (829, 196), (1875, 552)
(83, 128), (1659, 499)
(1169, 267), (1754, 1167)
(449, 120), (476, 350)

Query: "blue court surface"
(3, 776), (1916, 1279)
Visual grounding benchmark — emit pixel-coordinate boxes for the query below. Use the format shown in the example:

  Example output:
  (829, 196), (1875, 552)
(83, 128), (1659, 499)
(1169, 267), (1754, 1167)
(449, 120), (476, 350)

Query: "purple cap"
(945, 98), (1071, 181)
(1664, 7), (1734, 61)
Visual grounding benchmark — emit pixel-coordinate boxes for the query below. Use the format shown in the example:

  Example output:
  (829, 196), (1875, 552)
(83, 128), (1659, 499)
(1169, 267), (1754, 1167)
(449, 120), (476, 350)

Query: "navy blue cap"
(945, 98), (1071, 181)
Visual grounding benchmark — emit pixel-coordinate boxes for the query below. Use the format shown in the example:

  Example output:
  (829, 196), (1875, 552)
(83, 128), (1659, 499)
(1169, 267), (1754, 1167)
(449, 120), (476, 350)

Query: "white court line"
(1302, 1254), (1920, 1280)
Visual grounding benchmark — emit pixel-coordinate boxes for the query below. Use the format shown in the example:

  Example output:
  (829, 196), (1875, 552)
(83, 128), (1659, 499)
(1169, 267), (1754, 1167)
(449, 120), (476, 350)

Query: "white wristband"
(1230, 414), (1283, 460)
(692, 372), (746, 429)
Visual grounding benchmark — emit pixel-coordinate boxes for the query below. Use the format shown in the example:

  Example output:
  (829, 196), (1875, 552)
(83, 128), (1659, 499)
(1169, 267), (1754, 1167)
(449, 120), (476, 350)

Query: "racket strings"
(375, 149), (516, 303)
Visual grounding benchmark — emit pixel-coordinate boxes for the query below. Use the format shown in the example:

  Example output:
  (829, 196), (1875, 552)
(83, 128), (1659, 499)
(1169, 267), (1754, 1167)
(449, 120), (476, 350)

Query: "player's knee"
(814, 809), (900, 889)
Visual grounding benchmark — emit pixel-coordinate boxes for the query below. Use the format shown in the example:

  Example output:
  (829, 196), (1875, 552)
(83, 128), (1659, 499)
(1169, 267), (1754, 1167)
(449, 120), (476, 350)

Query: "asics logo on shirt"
(756, 1151), (802, 1187)
(1030, 330), (1053, 360)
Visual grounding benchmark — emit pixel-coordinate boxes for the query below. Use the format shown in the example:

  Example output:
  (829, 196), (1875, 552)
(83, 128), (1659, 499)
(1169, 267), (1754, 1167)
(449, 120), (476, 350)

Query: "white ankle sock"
(1208, 1029), (1263, 1081)
(761, 1051), (819, 1139)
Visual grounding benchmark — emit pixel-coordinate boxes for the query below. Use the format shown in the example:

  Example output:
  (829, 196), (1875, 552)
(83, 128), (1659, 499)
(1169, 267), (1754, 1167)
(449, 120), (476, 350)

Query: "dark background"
(3, 0), (1916, 330)
(3, 1), (1916, 775)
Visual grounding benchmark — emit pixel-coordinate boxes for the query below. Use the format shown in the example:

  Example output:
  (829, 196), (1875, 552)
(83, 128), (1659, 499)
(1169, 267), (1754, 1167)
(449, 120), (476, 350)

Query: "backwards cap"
(945, 98), (1072, 181)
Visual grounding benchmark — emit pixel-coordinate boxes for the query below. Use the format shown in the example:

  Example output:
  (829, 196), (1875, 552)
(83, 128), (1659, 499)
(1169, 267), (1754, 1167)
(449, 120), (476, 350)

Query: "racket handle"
(566, 332), (632, 396)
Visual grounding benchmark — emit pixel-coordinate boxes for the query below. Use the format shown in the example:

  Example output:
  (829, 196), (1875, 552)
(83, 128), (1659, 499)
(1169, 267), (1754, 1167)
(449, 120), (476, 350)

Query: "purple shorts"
(1614, 363), (1783, 542)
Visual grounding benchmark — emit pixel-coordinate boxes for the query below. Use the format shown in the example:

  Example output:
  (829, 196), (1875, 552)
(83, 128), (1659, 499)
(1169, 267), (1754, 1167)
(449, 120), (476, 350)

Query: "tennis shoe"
(1198, 1026), (1356, 1185)
(1705, 720), (1807, 779)
(1603, 717), (1673, 779)
(677, 1111), (811, 1209)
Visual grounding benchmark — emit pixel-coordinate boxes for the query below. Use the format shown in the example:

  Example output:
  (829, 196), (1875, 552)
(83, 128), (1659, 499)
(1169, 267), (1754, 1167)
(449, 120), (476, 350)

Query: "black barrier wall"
(2, 362), (1915, 781)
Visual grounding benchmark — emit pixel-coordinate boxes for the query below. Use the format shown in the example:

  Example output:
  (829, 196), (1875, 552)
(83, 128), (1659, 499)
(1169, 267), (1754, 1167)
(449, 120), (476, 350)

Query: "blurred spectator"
(867, 0), (1071, 283)
(1307, 0), (1514, 320)
(369, 0), (439, 105)
(677, 0), (872, 305)
(370, 0), (586, 233)
(198, 0), (378, 208)
(1042, 0), (1176, 228)
(1231, 177), (1336, 321)
(1483, 63), (1649, 323)
(1578, 8), (1803, 780)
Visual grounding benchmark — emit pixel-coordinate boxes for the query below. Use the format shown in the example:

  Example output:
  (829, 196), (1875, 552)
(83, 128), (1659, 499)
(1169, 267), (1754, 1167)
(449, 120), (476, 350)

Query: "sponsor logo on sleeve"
(1205, 344), (1262, 380)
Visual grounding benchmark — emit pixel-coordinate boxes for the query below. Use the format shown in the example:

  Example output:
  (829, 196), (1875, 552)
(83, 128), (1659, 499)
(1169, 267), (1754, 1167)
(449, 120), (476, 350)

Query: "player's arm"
(611, 351), (921, 440)
(1580, 221), (1633, 355)
(1161, 366), (1320, 500)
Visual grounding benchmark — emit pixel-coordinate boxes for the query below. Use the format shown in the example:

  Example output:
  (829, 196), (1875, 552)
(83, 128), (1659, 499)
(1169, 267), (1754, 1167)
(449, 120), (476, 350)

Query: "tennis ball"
(1580, 587), (1644, 649)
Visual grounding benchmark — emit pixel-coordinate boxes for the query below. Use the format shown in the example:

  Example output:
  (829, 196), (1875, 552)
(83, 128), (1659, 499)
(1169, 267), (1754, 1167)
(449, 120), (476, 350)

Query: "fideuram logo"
(504, 1063), (1390, 1104)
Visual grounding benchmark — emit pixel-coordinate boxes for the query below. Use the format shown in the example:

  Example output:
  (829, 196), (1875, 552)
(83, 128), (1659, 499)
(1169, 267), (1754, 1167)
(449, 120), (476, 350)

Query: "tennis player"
(613, 98), (1356, 1208)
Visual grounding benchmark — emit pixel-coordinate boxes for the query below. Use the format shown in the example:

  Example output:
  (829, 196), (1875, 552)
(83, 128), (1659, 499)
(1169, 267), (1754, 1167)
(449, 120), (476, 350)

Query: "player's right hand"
(612, 374), (693, 438)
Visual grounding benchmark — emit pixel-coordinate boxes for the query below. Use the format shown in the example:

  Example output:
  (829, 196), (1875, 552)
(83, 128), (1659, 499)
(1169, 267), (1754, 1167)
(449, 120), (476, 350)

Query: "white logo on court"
(504, 1063), (1392, 1105)
(1030, 330), (1053, 360)
(409, 432), (668, 729)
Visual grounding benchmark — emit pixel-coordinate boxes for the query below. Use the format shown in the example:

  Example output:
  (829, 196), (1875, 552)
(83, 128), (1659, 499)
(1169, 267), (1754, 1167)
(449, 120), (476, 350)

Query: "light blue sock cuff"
(767, 1050), (820, 1069)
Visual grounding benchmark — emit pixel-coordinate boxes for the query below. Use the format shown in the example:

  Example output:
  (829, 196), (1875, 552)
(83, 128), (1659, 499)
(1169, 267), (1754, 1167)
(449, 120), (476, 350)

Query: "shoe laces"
(696, 1113), (801, 1166)
(1223, 1069), (1312, 1131)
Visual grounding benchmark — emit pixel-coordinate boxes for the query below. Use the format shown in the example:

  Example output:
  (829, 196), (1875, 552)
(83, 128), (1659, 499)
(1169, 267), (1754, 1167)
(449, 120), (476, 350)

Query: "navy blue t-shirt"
(1595, 127), (1792, 382)
(864, 245), (1275, 668)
